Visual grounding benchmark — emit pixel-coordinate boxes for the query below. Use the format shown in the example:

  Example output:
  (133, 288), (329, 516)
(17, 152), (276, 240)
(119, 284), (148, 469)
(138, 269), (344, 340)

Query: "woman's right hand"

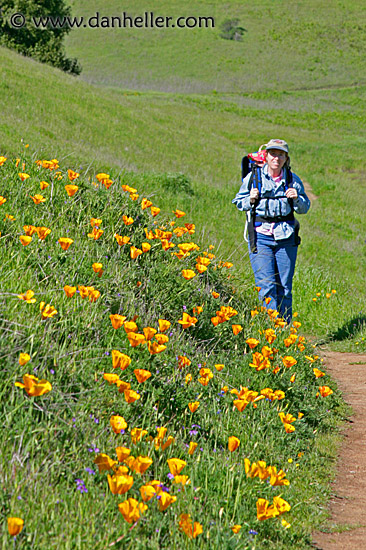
(250, 188), (260, 204)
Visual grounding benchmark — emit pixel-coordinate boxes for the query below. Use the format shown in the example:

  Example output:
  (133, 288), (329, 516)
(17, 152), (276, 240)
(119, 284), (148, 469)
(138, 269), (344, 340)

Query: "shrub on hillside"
(0, 0), (81, 75)
(220, 19), (246, 41)
(219, 18), (246, 41)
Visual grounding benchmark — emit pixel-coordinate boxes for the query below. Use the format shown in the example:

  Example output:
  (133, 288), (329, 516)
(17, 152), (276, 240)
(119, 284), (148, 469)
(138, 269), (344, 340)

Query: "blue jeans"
(248, 232), (298, 322)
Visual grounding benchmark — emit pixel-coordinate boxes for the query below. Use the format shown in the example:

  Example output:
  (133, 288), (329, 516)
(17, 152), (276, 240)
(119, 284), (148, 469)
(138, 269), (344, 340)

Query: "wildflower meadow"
(1, 151), (342, 549)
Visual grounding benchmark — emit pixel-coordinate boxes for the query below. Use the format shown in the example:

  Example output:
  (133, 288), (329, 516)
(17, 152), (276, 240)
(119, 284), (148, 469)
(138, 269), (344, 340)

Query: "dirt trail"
(303, 180), (318, 203)
(312, 351), (366, 550)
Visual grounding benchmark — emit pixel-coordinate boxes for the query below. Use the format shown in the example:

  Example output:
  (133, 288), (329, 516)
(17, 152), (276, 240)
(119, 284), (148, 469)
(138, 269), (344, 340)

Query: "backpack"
(241, 151), (301, 253)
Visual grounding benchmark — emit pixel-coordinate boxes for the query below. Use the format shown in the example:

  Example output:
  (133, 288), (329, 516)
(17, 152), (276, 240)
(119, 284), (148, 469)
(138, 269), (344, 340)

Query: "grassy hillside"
(0, 151), (343, 549)
(66, 0), (366, 93)
(1, 45), (365, 349)
(1, 3), (365, 547)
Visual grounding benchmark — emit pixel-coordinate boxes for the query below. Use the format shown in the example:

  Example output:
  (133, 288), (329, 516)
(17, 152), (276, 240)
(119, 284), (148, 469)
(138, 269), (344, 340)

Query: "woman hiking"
(232, 139), (310, 322)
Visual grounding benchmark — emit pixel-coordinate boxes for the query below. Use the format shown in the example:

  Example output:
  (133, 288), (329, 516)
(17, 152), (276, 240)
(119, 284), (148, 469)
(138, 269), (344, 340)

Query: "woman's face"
(266, 149), (288, 172)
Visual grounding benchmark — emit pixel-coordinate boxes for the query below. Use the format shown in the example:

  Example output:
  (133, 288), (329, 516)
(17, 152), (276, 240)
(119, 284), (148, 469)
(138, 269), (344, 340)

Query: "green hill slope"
(66, 0), (366, 93)
(1, 44), (365, 349)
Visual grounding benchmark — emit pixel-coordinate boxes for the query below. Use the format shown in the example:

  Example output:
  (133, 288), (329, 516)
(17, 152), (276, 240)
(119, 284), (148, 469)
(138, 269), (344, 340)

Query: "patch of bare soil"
(303, 180), (318, 203)
(312, 351), (366, 550)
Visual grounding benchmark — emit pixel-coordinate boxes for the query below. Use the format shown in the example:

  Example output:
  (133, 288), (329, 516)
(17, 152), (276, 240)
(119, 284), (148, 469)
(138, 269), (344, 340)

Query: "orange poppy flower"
(67, 169), (79, 181)
(103, 373), (120, 385)
(140, 484), (157, 502)
(161, 436), (175, 451)
(185, 373), (192, 384)
(215, 364), (224, 371)
(88, 227), (104, 240)
(318, 385), (333, 397)
(95, 172), (109, 182)
(124, 321), (138, 333)
(88, 289), (101, 302)
(18, 173), (30, 181)
(161, 239), (175, 251)
(118, 498), (148, 523)
(147, 341), (167, 354)
(141, 198), (153, 209)
(65, 184), (78, 196)
(181, 269), (196, 280)
(126, 332), (146, 347)
(134, 456), (153, 474)
(92, 263), (103, 274)
(19, 353), (31, 366)
(246, 338), (259, 349)
(64, 285), (76, 298)
(313, 368), (325, 378)
(58, 238), (73, 250)
(110, 314), (126, 329)
(228, 436), (240, 452)
(158, 319), (171, 332)
(19, 235), (32, 246)
(179, 514), (202, 539)
(110, 415), (128, 434)
(7, 518), (24, 537)
(40, 303), (57, 319)
(17, 289), (36, 303)
(36, 226), (51, 240)
(282, 356), (297, 368)
(188, 401), (199, 413)
(178, 312), (198, 329)
(30, 194), (46, 204)
(178, 355), (191, 369)
(173, 209), (186, 218)
(195, 264), (207, 274)
(122, 215), (134, 226)
(167, 458), (186, 476)
(141, 242), (151, 253)
(107, 473), (133, 495)
(15, 374), (52, 396)
(23, 224), (36, 236)
(188, 442), (198, 455)
(150, 206), (160, 217)
(124, 389), (141, 403)
(112, 350), (131, 370)
(154, 333), (169, 344)
(157, 492), (177, 512)
(173, 227), (188, 237)
(178, 243), (199, 254)
(141, 327), (155, 341)
(116, 446), (131, 462)
(134, 369), (152, 383)
(232, 324), (243, 335)
(39, 181), (49, 190)
(130, 246), (142, 259)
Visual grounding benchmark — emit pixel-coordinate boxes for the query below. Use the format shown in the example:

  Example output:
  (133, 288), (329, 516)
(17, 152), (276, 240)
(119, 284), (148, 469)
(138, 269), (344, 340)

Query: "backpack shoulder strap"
(284, 166), (294, 210)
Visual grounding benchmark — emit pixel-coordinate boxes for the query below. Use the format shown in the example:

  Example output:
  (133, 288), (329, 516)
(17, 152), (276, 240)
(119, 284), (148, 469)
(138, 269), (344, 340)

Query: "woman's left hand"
(285, 188), (298, 200)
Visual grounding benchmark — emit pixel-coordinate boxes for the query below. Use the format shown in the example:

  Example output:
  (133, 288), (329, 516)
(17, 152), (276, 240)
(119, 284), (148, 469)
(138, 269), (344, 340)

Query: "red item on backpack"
(248, 150), (266, 165)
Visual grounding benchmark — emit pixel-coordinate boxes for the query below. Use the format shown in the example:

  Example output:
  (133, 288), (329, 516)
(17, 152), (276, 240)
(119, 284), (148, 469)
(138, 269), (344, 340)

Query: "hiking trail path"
(312, 350), (366, 550)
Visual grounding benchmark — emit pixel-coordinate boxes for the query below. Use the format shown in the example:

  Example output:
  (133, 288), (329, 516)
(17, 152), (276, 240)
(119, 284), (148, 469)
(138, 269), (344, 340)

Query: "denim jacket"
(232, 165), (311, 240)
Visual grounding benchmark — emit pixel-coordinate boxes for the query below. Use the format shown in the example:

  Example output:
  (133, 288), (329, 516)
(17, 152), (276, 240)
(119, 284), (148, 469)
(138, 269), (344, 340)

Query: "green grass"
(0, 153), (345, 548)
(1, 44), (365, 348)
(66, 0), (366, 94)
(1, 3), (365, 545)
